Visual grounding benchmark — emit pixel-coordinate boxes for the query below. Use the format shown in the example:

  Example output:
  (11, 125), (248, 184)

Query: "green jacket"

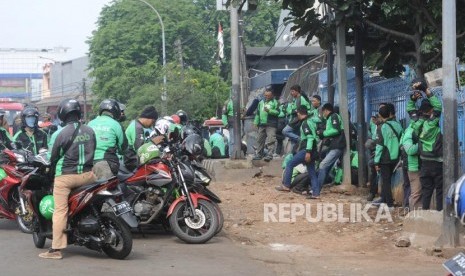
(203, 139), (212, 157)
(286, 95), (311, 122)
(209, 132), (226, 156)
(321, 112), (346, 150)
(13, 128), (48, 155)
(254, 99), (279, 127)
(400, 123), (419, 172)
(298, 117), (318, 153)
(88, 114), (127, 171)
(221, 99), (234, 127)
(374, 119), (403, 165)
(411, 95), (443, 162)
(369, 120), (378, 140)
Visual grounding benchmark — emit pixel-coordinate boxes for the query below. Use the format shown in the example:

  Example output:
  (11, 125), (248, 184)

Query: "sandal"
(275, 185), (290, 192)
(301, 190), (312, 196)
(307, 195), (321, 200)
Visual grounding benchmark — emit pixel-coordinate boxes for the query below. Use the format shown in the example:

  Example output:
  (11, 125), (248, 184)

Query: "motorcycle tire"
(169, 199), (218, 244)
(100, 212), (133, 260)
(16, 215), (33, 234)
(33, 231), (46, 248)
(212, 202), (224, 234)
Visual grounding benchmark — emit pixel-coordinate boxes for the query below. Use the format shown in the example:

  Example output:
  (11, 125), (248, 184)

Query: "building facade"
(0, 47), (69, 101)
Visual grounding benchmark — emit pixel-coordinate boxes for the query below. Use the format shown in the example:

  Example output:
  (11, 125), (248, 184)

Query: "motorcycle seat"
(69, 179), (109, 197)
(117, 172), (133, 182)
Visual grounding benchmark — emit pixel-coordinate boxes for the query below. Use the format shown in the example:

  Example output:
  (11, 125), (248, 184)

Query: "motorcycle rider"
(39, 99), (97, 260)
(124, 105), (163, 170)
(88, 99), (127, 178)
(13, 107), (48, 154)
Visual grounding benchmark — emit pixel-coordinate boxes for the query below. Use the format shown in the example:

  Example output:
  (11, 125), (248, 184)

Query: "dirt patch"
(210, 165), (445, 275)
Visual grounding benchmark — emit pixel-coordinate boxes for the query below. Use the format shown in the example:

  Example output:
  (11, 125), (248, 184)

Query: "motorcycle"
(20, 150), (138, 259)
(118, 133), (220, 244)
(179, 153), (224, 234)
(0, 145), (38, 233)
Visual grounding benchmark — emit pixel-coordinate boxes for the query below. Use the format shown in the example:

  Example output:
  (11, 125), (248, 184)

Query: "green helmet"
(39, 195), (55, 220)
(137, 142), (160, 165)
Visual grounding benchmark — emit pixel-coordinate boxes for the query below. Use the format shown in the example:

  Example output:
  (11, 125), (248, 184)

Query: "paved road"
(0, 220), (275, 276)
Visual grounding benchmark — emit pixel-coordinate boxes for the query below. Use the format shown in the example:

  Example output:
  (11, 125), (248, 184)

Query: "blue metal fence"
(318, 73), (465, 173)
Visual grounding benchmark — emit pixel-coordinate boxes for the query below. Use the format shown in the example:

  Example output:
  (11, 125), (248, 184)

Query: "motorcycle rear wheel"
(100, 212), (133, 260)
(169, 199), (218, 244)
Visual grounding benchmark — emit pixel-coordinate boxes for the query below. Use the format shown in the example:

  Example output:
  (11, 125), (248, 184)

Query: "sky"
(0, 0), (113, 60)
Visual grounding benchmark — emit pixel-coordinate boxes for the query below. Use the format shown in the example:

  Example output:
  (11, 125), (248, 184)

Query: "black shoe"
(253, 155), (263, 160)
(367, 193), (375, 201)
(263, 155), (273, 162)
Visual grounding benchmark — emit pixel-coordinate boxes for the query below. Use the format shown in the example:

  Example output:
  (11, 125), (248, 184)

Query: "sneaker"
(263, 155), (273, 162)
(39, 249), (62, 260)
(366, 193), (375, 201)
(371, 198), (383, 204)
(252, 155), (263, 161)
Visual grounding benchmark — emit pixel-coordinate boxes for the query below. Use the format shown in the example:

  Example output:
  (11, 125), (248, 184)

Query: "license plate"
(112, 202), (131, 216)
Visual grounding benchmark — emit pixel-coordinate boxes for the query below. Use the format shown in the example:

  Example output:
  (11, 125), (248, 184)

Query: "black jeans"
(369, 162), (378, 195)
(402, 163), (411, 208)
(420, 160), (443, 211)
(379, 163), (397, 207)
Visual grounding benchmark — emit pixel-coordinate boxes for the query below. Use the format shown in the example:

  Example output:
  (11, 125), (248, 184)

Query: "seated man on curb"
(275, 106), (320, 199)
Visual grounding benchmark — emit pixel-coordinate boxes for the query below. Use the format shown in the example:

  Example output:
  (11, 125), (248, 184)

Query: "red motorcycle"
(0, 147), (36, 233)
(20, 151), (138, 259)
(118, 134), (219, 244)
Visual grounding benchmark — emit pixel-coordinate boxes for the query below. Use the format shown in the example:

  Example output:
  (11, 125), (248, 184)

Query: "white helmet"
(163, 116), (175, 124)
(155, 118), (172, 135)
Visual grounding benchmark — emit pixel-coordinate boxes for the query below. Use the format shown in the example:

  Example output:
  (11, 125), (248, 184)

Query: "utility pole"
(327, 45), (335, 105)
(82, 78), (87, 123)
(335, 20), (352, 184)
(230, 5), (244, 159)
(355, 22), (367, 188)
(175, 38), (184, 79)
(439, 0), (459, 247)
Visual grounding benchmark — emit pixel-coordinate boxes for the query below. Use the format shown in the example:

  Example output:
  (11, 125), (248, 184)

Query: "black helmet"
(182, 134), (204, 156)
(21, 107), (39, 129)
(181, 125), (198, 140)
(176, 110), (188, 124)
(99, 99), (122, 120)
(118, 103), (126, 122)
(58, 99), (81, 122)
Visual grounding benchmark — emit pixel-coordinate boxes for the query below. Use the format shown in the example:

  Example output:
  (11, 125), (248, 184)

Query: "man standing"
(221, 98), (234, 157)
(316, 103), (345, 188)
(374, 105), (403, 208)
(400, 109), (421, 210)
(411, 80), (443, 211)
(124, 105), (161, 170)
(253, 89), (279, 161)
(276, 106), (319, 198)
(39, 99), (97, 260)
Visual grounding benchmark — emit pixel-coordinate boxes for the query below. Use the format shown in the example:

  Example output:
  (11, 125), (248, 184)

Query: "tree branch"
(364, 19), (416, 43)
(425, 51), (441, 68)
(420, 6), (439, 30)
(400, 51), (417, 58)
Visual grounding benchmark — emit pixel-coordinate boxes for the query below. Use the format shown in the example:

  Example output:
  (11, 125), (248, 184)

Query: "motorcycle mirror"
(169, 128), (180, 142)
(14, 141), (23, 150)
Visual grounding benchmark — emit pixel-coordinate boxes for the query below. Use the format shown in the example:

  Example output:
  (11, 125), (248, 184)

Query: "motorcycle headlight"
(14, 153), (25, 163)
(195, 170), (211, 184)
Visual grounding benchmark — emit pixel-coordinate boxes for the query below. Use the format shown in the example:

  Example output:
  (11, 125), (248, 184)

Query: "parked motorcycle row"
(0, 130), (222, 260)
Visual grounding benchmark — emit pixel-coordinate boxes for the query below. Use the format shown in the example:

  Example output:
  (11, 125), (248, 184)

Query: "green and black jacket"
(321, 112), (346, 150)
(13, 128), (48, 155)
(254, 99), (279, 127)
(374, 119), (403, 165)
(48, 122), (96, 177)
(298, 117), (318, 155)
(124, 119), (147, 170)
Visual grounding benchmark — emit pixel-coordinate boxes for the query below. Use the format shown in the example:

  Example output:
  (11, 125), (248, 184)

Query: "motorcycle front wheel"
(212, 202), (224, 234)
(100, 212), (133, 260)
(16, 214), (33, 234)
(169, 199), (218, 244)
